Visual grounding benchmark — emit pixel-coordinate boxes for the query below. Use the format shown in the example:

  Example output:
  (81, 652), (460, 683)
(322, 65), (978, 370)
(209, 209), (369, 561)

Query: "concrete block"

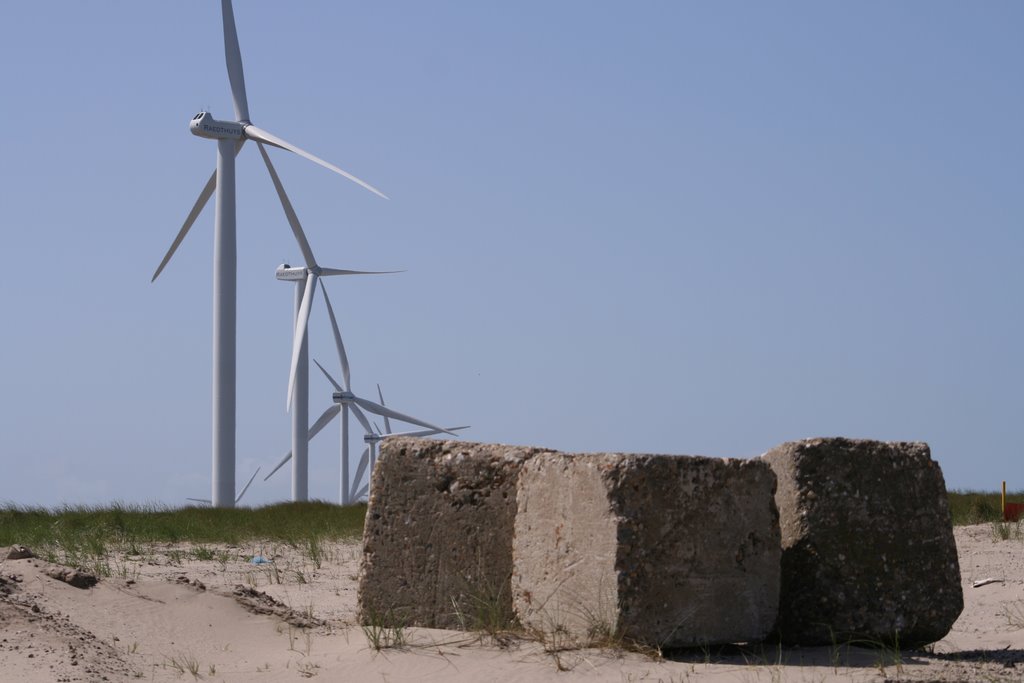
(358, 437), (554, 629)
(512, 452), (781, 647)
(762, 437), (963, 646)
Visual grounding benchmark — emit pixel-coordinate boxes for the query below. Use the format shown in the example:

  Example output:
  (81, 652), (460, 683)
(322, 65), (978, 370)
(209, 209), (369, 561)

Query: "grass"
(947, 489), (1018, 525)
(0, 501), (367, 547)
(0, 501), (367, 576)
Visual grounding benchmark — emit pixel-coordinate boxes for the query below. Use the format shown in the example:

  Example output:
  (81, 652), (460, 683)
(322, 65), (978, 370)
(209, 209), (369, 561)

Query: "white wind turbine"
(295, 283), (454, 504)
(263, 383), (468, 502)
(261, 143), (398, 502)
(186, 467), (261, 507)
(151, 1), (386, 507)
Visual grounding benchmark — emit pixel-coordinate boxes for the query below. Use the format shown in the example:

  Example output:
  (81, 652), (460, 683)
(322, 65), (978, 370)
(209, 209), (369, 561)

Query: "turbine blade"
(319, 283), (351, 391)
(313, 359), (343, 392)
(377, 384), (392, 434)
(286, 272), (319, 411)
(349, 403), (374, 436)
(354, 484), (369, 501)
(185, 498), (212, 505)
(235, 467), (261, 504)
(243, 124), (388, 199)
(350, 447), (369, 500)
(308, 403), (342, 439)
(318, 267), (403, 277)
(263, 451), (291, 482)
(351, 396), (455, 436)
(221, 0), (250, 122)
(257, 142), (317, 268)
(263, 404), (340, 481)
(152, 172), (215, 281)
(153, 141), (244, 282)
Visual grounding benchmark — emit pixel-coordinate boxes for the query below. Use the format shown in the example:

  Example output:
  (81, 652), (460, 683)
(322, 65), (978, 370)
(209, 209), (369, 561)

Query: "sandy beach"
(2, 523), (1023, 682)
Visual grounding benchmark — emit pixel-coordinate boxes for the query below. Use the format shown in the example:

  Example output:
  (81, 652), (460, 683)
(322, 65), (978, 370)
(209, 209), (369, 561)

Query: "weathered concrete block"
(512, 452), (781, 647)
(762, 438), (963, 646)
(358, 437), (554, 629)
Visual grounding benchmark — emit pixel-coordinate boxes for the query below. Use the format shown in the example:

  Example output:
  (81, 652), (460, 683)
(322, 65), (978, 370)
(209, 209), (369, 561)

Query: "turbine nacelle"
(189, 111), (245, 140)
(275, 264), (307, 281)
(333, 391), (356, 403)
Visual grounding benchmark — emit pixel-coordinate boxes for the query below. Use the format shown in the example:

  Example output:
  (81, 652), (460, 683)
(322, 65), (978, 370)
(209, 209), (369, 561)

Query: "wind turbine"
(362, 385), (470, 479)
(151, 1), (386, 508)
(271, 282), (454, 504)
(263, 408), (469, 502)
(262, 142), (398, 503)
(186, 467), (261, 507)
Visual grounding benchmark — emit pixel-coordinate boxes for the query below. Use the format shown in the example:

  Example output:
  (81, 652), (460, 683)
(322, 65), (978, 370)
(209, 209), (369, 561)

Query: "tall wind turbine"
(151, 1), (386, 507)
(262, 141), (398, 502)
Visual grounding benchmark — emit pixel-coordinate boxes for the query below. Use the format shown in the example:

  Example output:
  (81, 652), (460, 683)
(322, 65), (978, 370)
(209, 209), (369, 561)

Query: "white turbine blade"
(286, 272), (319, 411)
(319, 284), (351, 391)
(186, 498), (212, 505)
(313, 359), (343, 392)
(349, 448), (369, 501)
(349, 403), (374, 436)
(385, 425), (470, 439)
(373, 421), (383, 436)
(264, 404), (341, 480)
(243, 124), (388, 199)
(257, 142), (317, 268)
(319, 267), (403, 277)
(354, 484), (369, 501)
(351, 396), (456, 436)
(221, 0), (250, 123)
(377, 384), (392, 434)
(153, 141), (244, 282)
(235, 467), (261, 504)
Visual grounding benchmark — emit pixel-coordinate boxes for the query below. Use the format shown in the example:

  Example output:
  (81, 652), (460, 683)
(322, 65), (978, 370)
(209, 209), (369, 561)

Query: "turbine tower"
(151, 1), (386, 507)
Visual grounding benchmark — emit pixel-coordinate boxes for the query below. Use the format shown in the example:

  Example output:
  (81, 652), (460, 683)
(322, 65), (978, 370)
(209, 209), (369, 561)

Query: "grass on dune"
(0, 500), (367, 549)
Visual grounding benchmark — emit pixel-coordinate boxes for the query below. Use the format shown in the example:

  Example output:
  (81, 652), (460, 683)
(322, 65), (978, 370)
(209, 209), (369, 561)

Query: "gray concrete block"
(512, 452), (781, 648)
(358, 437), (554, 629)
(762, 437), (963, 646)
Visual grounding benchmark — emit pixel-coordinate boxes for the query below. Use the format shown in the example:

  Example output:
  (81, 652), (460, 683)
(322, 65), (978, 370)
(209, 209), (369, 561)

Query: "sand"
(2, 524), (1024, 682)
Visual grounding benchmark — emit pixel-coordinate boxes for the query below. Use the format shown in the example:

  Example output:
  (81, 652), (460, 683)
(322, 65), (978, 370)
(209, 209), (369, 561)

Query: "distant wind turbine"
(262, 142), (398, 502)
(151, 0), (386, 508)
(263, 284), (454, 504)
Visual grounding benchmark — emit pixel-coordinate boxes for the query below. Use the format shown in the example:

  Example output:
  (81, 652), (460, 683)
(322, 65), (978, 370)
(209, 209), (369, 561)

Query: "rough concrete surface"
(512, 452), (781, 648)
(358, 437), (555, 628)
(762, 437), (963, 647)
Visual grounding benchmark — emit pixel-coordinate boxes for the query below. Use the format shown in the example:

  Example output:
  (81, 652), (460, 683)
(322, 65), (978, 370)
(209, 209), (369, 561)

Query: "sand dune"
(3, 525), (1024, 682)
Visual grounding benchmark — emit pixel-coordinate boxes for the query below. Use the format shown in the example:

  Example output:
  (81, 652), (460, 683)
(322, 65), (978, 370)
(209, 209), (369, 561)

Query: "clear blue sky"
(0, 2), (1020, 506)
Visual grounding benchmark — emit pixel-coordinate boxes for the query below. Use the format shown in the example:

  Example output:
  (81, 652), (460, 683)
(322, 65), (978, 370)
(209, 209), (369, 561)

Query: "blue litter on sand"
(250, 555), (270, 565)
